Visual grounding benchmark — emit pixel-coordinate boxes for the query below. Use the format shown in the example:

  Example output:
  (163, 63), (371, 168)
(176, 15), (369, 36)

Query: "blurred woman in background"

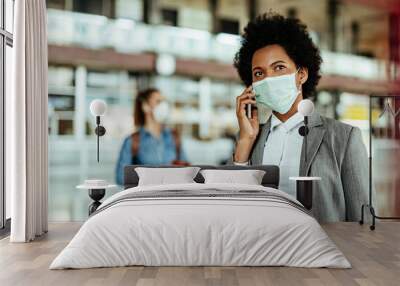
(115, 88), (188, 185)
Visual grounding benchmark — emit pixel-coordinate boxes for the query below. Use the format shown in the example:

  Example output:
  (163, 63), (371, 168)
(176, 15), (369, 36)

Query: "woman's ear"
(142, 103), (151, 113)
(299, 67), (308, 85)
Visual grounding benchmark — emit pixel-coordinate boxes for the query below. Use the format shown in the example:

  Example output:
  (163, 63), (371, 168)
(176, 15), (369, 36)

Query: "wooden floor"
(0, 222), (399, 286)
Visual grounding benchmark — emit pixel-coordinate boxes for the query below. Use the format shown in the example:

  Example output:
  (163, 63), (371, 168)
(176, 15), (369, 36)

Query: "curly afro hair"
(234, 12), (322, 98)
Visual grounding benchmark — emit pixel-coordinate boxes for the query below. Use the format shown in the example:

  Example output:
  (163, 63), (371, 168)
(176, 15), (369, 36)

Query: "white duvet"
(50, 183), (350, 269)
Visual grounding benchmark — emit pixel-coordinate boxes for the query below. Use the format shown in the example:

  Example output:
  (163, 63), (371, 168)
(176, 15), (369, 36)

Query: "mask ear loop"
(296, 67), (302, 95)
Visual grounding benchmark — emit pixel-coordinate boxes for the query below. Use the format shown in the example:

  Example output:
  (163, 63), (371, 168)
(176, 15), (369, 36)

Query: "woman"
(115, 88), (188, 185)
(232, 13), (368, 222)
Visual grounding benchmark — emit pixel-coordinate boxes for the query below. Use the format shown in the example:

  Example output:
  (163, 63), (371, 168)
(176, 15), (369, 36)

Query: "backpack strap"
(171, 129), (181, 160)
(131, 131), (140, 158)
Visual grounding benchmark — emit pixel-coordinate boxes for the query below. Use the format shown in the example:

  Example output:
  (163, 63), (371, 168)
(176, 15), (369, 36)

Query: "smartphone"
(246, 104), (252, 119)
(246, 88), (255, 119)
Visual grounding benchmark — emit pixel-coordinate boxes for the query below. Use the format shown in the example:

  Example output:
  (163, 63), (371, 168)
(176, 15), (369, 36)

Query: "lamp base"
(88, 188), (105, 215)
(296, 180), (313, 210)
(290, 177), (321, 210)
(360, 203), (400, 231)
(95, 126), (106, 136)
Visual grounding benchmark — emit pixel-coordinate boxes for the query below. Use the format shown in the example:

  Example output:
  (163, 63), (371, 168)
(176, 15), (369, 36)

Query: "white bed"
(50, 183), (350, 269)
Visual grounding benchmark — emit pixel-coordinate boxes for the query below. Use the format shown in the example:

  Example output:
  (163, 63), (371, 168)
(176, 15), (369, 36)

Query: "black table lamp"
(90, 99), (107, 162)
(290, 99), (321, 210)
(298, 99), (315, 163)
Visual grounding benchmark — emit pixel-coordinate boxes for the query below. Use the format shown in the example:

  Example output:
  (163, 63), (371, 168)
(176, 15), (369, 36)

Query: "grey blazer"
(240, 112), (368, 222)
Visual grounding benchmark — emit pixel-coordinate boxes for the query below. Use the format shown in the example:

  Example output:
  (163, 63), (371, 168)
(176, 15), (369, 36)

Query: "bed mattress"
(50, 183), (350, 269)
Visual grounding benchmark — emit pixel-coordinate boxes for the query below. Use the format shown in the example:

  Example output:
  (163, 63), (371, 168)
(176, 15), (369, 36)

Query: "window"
(218, 18), (239, 35)
(1, 0), (14, 232)
(46, 0), (66, 10)
(161, 8), (178, 27)
(73, 0), (115, 18)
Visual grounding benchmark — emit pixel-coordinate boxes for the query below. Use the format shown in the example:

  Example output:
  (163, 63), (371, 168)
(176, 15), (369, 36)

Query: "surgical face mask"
(252, 70), (301, 114)
(153, 101), (170, 123)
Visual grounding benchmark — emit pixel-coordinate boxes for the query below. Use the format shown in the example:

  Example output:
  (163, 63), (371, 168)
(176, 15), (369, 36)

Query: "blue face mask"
(252, 70), (301, 114)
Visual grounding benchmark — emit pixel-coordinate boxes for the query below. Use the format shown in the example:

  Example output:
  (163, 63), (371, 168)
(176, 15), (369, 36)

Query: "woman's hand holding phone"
(234, 86), (259, 163)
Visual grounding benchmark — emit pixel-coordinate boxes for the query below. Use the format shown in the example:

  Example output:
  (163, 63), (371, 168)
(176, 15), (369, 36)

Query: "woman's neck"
(273, 94), (303, 123)
(144, 117), (162, 137)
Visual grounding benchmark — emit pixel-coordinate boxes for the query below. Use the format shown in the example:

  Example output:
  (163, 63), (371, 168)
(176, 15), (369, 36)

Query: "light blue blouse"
(115, 127), (187, 185)
(262, 112), (304, 197)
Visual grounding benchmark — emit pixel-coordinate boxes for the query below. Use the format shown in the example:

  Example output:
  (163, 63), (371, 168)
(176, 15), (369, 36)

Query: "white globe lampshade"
(90, 99), (107, 116)
(298, 99), (314, 117)
(155, 54), (176, 76)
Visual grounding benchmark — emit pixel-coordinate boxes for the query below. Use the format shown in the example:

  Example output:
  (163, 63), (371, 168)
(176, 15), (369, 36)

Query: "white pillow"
(200, 169), (266, 185)
(135, 167), (201, 186)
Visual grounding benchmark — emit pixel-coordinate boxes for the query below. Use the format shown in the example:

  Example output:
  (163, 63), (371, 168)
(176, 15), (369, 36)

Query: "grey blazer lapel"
(250, 117), (271, 165)
(299, 113), (326, 176)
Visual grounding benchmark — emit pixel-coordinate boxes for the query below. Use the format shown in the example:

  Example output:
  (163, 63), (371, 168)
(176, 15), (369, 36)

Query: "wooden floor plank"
(0, 222), (399, 286)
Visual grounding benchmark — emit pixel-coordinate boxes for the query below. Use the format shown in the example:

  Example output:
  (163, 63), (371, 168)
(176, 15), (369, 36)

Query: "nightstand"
(77, 180), (117, 215)
(289, 176), (321, 210)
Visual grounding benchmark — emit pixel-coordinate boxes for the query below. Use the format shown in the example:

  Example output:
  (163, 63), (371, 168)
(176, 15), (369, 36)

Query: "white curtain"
(9, 0), (48, 242)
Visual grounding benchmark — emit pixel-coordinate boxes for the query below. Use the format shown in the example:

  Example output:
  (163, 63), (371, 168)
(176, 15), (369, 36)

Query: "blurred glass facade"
(46, 0), (400, 221)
